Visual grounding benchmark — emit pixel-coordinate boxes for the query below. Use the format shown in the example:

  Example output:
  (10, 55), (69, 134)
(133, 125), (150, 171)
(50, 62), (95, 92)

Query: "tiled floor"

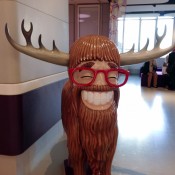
(112, 75), (175, 175)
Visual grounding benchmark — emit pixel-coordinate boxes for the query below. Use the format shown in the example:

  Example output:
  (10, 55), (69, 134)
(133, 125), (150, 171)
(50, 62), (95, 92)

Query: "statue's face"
(80, 60), (115, 111)
(68, 60), (129, 111)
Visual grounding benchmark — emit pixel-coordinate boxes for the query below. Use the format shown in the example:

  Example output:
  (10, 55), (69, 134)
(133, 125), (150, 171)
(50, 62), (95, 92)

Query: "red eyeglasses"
(68, 67), (129, 88)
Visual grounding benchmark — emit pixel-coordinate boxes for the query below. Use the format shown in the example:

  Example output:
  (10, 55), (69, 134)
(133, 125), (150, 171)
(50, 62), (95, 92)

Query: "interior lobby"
(0, 0), (175, 175)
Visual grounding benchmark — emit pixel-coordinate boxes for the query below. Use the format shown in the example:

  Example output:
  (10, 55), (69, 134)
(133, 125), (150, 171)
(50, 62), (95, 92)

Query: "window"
(140, 17), (156, 51)
(157, 16), (174, 49)
(123, 17), (140, 52)
(77, 5), (100, 38)
(117, 15), (175, 56)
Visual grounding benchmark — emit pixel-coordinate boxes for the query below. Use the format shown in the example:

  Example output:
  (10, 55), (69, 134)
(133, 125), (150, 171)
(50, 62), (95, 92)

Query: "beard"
(62, 81), (119, 174)
(78, 98), (118, 173)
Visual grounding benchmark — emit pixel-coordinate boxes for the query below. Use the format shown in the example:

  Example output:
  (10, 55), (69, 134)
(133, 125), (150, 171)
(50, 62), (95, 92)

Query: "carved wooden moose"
(5, 20), (175, 175)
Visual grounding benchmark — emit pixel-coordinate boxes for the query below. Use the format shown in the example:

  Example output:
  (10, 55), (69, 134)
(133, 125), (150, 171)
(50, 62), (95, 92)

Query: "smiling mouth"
(81, 90), (114, 110)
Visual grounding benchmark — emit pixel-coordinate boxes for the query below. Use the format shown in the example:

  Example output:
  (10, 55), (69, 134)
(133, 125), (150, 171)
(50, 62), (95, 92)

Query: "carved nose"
(93, 73), (107, 86)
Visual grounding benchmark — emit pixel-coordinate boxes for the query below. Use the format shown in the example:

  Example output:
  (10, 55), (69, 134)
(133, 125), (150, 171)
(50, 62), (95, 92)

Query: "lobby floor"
(112, 75), (175, 175)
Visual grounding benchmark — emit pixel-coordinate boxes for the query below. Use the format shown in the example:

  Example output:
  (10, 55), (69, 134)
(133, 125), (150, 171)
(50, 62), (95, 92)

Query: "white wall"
(0, 0), (69, 83)
(0, 0), (69, 174)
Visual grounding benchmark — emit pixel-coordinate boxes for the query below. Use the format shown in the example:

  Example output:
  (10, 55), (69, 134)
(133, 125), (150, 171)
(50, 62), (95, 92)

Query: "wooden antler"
(120, 26), (175, 66)
(5, 20), (69, 66)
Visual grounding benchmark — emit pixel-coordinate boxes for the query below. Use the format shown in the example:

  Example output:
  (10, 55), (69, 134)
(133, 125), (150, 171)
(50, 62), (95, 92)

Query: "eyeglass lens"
(72, 68), (127, 86)
(73, 69), (94, 84)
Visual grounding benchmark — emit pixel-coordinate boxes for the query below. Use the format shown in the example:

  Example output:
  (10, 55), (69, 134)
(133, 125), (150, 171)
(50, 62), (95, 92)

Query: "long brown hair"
(61, 81), (119, 174)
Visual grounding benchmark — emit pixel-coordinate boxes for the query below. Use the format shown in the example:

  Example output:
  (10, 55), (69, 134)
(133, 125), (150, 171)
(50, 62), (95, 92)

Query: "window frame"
(117, 15), (175, 58)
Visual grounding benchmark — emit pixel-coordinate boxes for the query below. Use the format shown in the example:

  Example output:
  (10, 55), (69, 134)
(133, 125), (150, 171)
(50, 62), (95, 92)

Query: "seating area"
(141, 69), (167, 88)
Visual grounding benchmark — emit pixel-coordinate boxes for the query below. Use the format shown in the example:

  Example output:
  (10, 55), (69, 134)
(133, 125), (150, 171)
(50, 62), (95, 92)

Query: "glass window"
(157, 16), (174, 49)
(140, 18), (156, 51)
(78, 5), (100, 38)
(117, 15), (174, 54)
(117, 18), (124, 53)
(123, 18), (140, 52)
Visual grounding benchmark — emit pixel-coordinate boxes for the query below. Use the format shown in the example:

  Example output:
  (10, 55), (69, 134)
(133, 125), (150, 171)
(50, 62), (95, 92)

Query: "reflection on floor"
(112, 75), (175, 175)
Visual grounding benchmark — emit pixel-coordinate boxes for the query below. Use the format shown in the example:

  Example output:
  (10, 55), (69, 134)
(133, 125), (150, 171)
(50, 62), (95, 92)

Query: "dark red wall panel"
(0, 79), (67, 155)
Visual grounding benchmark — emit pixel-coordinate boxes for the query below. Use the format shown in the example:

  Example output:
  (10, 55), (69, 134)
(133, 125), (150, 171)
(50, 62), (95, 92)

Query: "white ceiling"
(126, 4), (175, 13)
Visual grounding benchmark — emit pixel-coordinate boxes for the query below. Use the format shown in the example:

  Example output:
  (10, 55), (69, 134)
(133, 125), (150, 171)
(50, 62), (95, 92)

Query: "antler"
(5, 20), (69, 66)
(120, 26), (175, 66)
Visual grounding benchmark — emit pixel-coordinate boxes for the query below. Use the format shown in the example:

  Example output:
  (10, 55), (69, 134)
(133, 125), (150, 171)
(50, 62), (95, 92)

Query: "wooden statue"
(5, 20), (175, 175)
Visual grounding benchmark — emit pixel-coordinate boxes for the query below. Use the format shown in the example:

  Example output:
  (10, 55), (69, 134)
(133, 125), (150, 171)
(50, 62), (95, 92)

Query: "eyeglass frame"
(68, 67), (130, 88)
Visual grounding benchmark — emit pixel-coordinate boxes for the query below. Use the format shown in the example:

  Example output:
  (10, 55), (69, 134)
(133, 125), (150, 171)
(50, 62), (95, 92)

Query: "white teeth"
(94, 92), (101, 105)
(87, 91), (93, 104)
(81, 90), (114, 106)
(100, 93), (107, 105)
(82, 90), (88, 101)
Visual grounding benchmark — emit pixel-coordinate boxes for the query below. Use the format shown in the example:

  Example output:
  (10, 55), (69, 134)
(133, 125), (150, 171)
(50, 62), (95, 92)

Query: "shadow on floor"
(45, 140), (68, 175)
(112, 166), (147, 175)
